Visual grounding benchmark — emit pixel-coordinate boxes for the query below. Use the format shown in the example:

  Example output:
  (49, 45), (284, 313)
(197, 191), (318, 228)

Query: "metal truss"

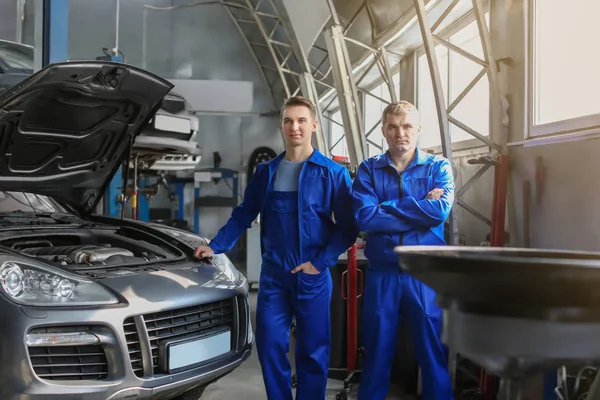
(413, 0), (510, 248)
(413, 0), (509, 396)
(305, 0), (509, 246)
(305, 0), (404, 167)
(223, 0), (328, 154)
(141, 0), (328, 155)
(323, 22), (366, 166)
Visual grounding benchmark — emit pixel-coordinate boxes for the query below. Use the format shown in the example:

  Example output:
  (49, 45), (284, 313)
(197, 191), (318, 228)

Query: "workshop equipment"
(395, 245), (600, 400)
(335, 243), (364, 400)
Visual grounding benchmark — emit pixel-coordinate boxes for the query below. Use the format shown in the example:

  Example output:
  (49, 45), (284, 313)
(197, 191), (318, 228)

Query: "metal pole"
(324, 25), (367, 166)
(472, 0), (509, 150)
(413, 0), (459, 246)
(114, 0), (120, 54)
(499, 379), (522, 400)
(142, 8), (147, 69)
(380, 48), (398, 102)
(16, 0), (25, 43)
(132, 155), (138, 220)
(300, 73), (329, 156)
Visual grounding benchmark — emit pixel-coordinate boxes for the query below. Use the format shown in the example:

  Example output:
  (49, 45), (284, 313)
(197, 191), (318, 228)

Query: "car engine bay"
(0, 226), (184, 269)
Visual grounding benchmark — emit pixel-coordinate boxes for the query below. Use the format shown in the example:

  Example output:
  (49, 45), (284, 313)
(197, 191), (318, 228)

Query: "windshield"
(0, 192), (69, 214)
(0, 41), (34, 71)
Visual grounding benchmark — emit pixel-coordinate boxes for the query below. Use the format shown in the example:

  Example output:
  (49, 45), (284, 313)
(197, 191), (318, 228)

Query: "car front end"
(0, 61), (253, 399)
(0, 229), (253, 400)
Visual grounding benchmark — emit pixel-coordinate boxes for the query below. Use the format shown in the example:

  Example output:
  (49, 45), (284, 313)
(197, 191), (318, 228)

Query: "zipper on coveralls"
(398, 171), (404, 246)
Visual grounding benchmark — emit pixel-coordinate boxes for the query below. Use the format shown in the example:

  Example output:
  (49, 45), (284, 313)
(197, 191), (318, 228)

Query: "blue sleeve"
(208, 164), (267, 254)
(311, 167), (359, 272)
(380, 159), (455, 226)
(351, 161), (414, 233)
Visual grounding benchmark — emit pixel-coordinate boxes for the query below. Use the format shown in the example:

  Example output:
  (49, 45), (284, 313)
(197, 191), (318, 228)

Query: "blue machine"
(42, 0), (69, 67)
(170, 168), (239, 235)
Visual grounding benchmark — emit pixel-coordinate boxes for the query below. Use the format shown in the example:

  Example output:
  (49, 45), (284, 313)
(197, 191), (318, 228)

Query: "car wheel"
(247, 146), (277, 183)
(173, 386), (206, 400)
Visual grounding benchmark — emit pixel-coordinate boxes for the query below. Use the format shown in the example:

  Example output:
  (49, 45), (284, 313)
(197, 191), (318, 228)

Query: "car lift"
(169, 168), (240, 235)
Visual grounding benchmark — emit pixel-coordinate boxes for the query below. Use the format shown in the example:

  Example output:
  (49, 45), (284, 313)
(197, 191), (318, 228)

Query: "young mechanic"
(352, 100), (455, 400)
(194, 96), (358, 400)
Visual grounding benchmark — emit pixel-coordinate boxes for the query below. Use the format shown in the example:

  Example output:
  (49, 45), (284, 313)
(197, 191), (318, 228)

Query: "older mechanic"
(352, 100), (454, 400)
(194, 96), (357, 400)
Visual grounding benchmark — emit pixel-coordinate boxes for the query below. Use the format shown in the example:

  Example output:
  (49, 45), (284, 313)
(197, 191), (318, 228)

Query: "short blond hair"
(381, 100), (420, 125)
(281, 96), (317, 120)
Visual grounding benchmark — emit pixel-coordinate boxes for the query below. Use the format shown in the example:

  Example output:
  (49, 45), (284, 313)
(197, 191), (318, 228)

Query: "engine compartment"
(0, 226), (184, 269)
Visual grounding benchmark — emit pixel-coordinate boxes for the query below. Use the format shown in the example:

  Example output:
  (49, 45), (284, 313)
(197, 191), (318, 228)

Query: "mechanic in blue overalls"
(352, 100), (454, 400)
(194, 96), (358, 400)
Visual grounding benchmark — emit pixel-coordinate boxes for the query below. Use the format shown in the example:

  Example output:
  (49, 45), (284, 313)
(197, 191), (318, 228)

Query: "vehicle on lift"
(0, 39), (33, 93)
(0, 39), (202, 173)
(0, 61), (252, 400)
(135, 91), (203, 173)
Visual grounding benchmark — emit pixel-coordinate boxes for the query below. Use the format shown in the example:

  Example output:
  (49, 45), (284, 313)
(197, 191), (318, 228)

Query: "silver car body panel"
(1, 260), (253, 400)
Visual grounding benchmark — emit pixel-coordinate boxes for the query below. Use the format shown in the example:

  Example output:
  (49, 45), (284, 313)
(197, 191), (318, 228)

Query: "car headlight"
(211, 253), (243, 284)
(0, 256), (118, 307)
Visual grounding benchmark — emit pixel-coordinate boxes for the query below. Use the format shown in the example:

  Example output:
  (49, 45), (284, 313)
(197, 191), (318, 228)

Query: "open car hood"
(0, 61), (173, 216)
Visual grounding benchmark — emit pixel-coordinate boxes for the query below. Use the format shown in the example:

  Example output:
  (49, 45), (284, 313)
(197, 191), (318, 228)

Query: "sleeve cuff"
(208, 241), (221, 254)
(312, 258), (329, 272)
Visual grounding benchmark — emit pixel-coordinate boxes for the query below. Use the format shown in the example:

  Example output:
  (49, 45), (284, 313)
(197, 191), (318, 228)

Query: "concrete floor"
(201, 291), (407, 400)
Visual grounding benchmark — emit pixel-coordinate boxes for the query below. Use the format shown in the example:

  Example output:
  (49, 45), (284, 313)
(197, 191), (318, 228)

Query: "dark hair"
(281, 96), (317, 120)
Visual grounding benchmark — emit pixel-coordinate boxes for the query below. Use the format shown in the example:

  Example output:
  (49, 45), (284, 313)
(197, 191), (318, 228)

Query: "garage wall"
(487, 0), (600, 252)
(167, 0), (283, 240)
(0, 1), (18, 42)
(63, 0), (284, 240)
(64, 0), (174, 80)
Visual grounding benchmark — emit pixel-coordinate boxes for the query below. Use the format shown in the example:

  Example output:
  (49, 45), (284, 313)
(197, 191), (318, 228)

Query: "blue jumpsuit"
(207, 149), (358, 400)
(351, 148), (455, 400)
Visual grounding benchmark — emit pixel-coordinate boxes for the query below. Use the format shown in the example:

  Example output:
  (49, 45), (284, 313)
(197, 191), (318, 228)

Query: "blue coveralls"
(207, 149), (358, 400)
(351, 148), (455, 400)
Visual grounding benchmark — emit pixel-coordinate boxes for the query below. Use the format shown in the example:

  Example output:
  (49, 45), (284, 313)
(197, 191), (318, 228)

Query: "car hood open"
(0, 61), (173, 216)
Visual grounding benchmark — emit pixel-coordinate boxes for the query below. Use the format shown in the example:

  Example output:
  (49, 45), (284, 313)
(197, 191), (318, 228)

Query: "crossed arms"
(352, 159), (455, 234)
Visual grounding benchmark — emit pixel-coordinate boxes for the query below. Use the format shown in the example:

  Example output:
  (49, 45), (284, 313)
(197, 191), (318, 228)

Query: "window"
(417, 45), (449, 149)
(417, 14), (490, 149)
(531, 0), (600, 135)
(329, 72), (399, 159)
(449, 19), (489, 144)
(329, 111), (348, 158)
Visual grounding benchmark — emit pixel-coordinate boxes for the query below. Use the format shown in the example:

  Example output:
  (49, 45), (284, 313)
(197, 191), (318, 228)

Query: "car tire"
(247, 146), (277, 183)
(173, 386), (206, 400)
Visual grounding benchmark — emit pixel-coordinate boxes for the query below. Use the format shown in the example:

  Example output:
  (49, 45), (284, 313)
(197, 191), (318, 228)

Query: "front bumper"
(1, 291), (253, 400)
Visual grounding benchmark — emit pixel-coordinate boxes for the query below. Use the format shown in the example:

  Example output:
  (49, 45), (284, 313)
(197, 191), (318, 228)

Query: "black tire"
(247, 146), (277, 183)
(172, 386), (206, 400)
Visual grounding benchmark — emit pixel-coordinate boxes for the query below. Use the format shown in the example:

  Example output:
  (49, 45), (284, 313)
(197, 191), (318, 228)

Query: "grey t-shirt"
(273, 158), (305, 192)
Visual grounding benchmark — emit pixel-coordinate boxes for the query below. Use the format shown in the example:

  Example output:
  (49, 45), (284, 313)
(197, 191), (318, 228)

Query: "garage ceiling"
(222, 0), (478, 109)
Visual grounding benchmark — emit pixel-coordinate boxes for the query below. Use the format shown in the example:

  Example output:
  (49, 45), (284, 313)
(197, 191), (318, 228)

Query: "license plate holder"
(159, 330), (232, 374)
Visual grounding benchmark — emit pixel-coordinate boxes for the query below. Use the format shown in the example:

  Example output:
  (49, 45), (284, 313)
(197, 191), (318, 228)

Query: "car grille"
(125, 296), (244, 377)
(27, 327), (108, 381)
(123, 317), (143, 376)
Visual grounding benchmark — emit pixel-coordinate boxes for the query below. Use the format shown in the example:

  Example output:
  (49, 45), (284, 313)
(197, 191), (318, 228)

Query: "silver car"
(0, 61), (253, 400)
